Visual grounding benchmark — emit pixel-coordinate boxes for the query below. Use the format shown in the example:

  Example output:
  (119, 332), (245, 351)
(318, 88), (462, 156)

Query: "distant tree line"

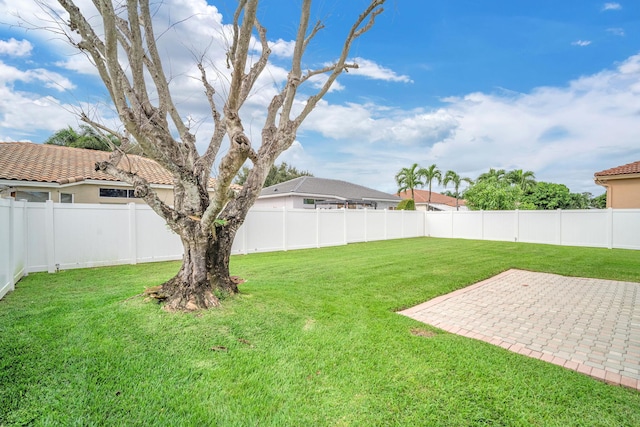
(396, 164), (606, 210)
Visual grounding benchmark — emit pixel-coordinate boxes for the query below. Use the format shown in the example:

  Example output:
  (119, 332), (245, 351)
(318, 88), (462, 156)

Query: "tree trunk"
(159, 223), (239, 312)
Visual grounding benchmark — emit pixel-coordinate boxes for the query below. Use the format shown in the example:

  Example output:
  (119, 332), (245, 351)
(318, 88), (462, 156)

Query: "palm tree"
(45, 125), (117, 151)
(44, 125), (146, 155)
(443, 170), (473, 211)
(477, 168), (507, 183)
(506, 169), (536, 192)
(395, 163), (427, 201)
(422, 164), (442, 211)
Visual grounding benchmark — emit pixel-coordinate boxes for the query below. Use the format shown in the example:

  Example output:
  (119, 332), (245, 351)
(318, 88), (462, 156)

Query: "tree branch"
(299, 62), (359, 85)
(226, 0), (258, 112)
(293, 0), (385, 127)
(195, 61), (227, 184)
(94, 159), (179, 230)
(238, 19), (271, 106)
(278, 0), (311, 124)
(139, 0), (192, 145)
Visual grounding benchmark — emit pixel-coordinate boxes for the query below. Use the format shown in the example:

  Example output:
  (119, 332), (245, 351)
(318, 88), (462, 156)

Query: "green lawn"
(1, 237), (639, 426)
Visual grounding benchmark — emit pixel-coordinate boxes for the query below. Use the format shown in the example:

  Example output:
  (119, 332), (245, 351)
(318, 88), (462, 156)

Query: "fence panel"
(401, 210), (425, 239)
(561, 209), (609, 248)
(135, 205), (183, 263)
(0, 199), (12, 299)
(452, 211), (483, 240)
(0, 199), (27, 299)
(242, 209), (286, 253)
(517, 210), (560, 245)
(318, 209), (346, 247)
(483, 211), (516, 242)
(345, 210), (367, 243)
(425, 211), (453, 237)
(386, 211), (404, 240)
(612, 209), (640, 250)
(25, 203), (48, 272)
(286, 209), (318, 250)
(52, 203), (131, 269)
(364, 210), (387, 241)
(11, 200), (27, 283)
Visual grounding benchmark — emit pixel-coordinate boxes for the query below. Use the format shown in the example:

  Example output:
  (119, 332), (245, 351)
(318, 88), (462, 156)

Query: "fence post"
(343, 208), (348, 245)
(384, 209), (388, 240)
(128, 203), (137, 264)
(364, 208), (368, 242)
(282, 207), (288, 251)
(607, 208), (614, 249)
(450, 209), (455, 238)
(45, 200), (56, 273)
(8, 199), (15, 291)
(0, 200), (10, 298)
(557, 209), (563, 246)
(22, 201), (28, 277)
(316, 208), (320, 248)
(424, 210), (428, 237)
(514, 210), (520, 242)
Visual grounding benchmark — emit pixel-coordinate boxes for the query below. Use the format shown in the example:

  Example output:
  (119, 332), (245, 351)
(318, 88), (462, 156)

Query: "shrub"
(397, 199), (415, 210)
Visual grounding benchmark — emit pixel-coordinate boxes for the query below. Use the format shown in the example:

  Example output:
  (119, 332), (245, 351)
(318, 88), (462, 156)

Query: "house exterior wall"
(254, 195), (398, 209)
(603, 176), (640, 208)
(253, 195), (298, 209)
(4, 182), (175, 205)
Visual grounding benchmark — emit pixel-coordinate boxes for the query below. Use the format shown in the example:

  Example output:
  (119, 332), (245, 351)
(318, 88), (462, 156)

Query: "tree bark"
(159, 222), (238, 312)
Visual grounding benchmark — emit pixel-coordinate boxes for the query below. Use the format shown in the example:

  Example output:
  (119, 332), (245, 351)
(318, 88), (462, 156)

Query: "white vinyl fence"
(0, 199), (27, 300)
(425, 208), (640, 250)
(2, 199), (639, 300)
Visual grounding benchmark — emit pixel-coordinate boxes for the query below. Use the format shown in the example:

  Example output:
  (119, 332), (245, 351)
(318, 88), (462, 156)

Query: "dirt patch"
(410, 328), (437, 338)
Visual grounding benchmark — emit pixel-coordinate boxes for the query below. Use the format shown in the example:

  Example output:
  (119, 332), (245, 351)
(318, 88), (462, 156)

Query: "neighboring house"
(0, 142), (202, 205)
(397, 189), (468, 211)
(594, 160), (640, 209)
(256, 176), (401, 210)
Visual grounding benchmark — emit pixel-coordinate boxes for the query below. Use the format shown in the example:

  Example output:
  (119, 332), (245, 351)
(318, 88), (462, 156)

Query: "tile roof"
(260, 176), (401, 202)
(397, 189), (466, 207)
(1, 142), (174, 185)
(594, 160), (640, 177)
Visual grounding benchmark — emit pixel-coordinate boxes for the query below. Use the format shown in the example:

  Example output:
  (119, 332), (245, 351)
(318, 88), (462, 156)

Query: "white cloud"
(602, 2), (622, 11)
(293, 53), (640, 194)
(0, 88), (77, 140)
(606, 28), (625, 36)
(0, 38), (32, 57)
(0, 61), (75, 91)
(348, 57), (413, 83)
(268, 39), (296, 58)
(571, 40), (592, 47)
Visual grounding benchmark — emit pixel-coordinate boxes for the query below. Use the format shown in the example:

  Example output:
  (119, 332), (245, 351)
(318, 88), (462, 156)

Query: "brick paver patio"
(399, 269), (640, 391)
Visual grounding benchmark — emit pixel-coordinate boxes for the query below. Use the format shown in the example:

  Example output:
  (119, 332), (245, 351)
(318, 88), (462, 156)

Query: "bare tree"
(42, 0), (386, 311)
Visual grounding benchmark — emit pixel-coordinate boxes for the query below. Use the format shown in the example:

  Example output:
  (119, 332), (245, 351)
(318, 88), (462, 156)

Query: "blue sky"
(1, 0), (639, 195)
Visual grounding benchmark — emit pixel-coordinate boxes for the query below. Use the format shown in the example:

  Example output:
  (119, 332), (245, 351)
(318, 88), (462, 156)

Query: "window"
(15, 191), (50, 202)
(303, 198), (316, 205)
(99, 188), (138, 198)
(60, 193), (74, 203)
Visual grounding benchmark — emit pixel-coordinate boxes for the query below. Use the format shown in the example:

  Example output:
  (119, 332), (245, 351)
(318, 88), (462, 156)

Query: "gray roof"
(260, 176), (401, 202)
